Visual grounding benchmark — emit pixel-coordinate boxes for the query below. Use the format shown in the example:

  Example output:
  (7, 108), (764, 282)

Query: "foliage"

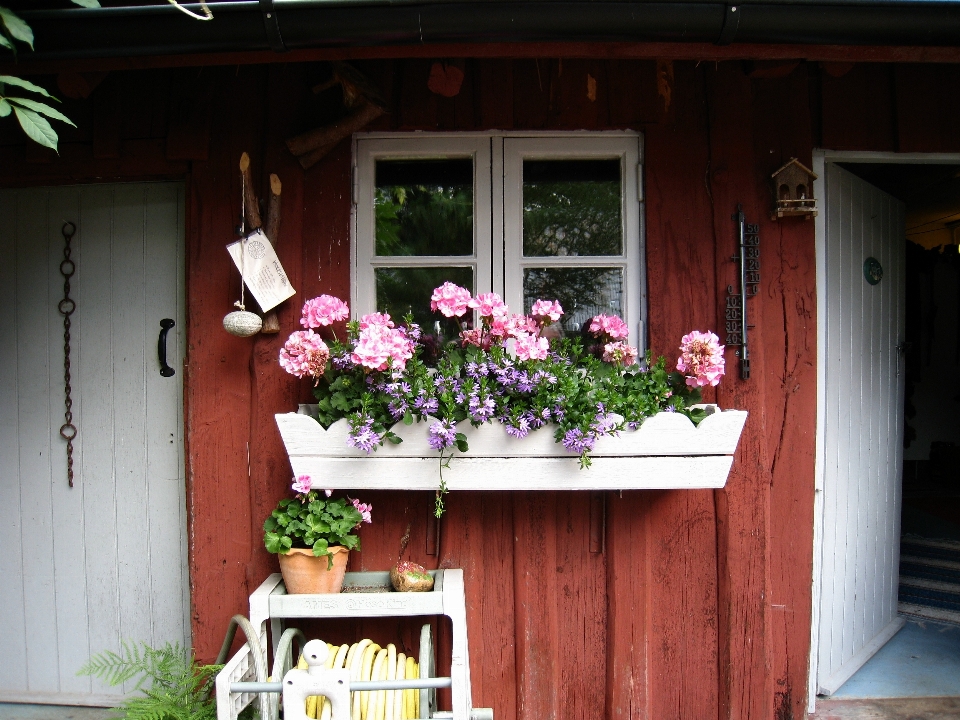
(280, 286), (725, 515)
(0, 1), (96, 151)
(263, 492), (365, 568)
(77, 640), (220, 720)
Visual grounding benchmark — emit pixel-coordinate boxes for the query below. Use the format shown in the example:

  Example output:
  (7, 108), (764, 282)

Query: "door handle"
(158, 319), (176, 377)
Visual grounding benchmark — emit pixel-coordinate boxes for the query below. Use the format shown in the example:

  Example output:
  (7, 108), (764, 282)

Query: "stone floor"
(812, 697), (960, 719)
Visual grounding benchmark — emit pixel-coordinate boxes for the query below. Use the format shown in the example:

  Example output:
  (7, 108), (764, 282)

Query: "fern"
(78, 640), (222, 720)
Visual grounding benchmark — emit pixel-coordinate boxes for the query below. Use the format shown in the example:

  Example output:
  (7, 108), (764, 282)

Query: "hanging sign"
(226, 230), (296, 312)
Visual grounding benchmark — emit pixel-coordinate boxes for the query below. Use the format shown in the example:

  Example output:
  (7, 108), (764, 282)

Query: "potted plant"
(263, 476), (373, 593)
(275, 283), (745, 515)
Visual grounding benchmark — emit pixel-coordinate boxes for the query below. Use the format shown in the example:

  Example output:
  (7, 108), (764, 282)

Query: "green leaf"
(71, 0), (101, 6)
(0, 75), (55, 99)
(0, 8), (34, 50)
(6, 97), (74, 125)
(0, 99), (9, 117)
(14, 106), (57, 151)
(0, 34), (12, 51)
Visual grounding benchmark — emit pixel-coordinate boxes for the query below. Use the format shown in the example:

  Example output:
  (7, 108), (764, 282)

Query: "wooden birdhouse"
(771, 157), (818, 220)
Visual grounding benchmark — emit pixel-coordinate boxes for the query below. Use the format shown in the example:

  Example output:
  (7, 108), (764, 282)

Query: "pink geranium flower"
(359, 312), (395, 329)
(292, 475), (312, 494)
(530, 299), (564, 323)
(301, 295), (349, 329)
(677, 330), (725, 387)
(468, 292), (508, 319)
(430, 282), (472, 318)
(514, 333), (550, 361)
(352, 323), (414, 371)
(589, 314), (630, 340)
(351, 498), (373, 526)
(602, 341), (639, 366)
(506, 313), (540, 339)
(279, 330), (330, 379)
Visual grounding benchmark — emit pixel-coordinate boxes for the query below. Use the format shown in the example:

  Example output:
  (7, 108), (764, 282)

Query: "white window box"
(275, 407), (747, 491)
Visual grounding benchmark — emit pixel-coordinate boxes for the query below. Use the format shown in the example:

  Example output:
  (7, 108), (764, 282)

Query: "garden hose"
(298, 639), (421, 720)
(216, 615), (271, 720)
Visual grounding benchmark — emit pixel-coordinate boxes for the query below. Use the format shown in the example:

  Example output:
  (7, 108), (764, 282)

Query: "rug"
(898, 536), (960, 625)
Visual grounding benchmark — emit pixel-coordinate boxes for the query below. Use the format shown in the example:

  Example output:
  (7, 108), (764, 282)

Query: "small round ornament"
(223, 310), (262, 337)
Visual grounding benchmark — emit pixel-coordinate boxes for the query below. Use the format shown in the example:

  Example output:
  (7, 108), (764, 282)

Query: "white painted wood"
(815, 164), (905, 697)
(275, 409), (746, 490)
(0, 184), (188, 705)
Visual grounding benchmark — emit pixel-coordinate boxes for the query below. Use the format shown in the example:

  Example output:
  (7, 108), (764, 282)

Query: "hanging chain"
(59, 222), (78, 488)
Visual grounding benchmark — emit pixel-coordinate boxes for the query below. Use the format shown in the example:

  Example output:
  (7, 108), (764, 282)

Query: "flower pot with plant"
(263, 476), (373, 594)
(275, 283), (746, 516)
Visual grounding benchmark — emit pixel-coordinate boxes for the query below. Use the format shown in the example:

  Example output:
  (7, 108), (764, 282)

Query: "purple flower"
(388, 400), (408, 420)
(592, 411), (619, 437)
(428, 419), (458, 450)
(562, 428), (596, 454)
(332, 352), (355, 371)
(347, 415), (384, 453)
(413, 393), (439, 415)
(468, 394), (495, 422)
(503, 415), (531, 439)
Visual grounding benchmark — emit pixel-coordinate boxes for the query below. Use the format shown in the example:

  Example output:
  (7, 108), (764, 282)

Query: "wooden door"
(816, 164), (906, 695)
(0, 184), (188, 705)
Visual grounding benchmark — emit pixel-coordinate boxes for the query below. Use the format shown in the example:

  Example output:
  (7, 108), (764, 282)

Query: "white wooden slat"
(0, 191), (28, 692)
(277, 410), (748, 459)
(143, 183), (189, 649)
(17, 189), (61, 695)
(110, 185), (154, 677)
(47, 188), (94, 695)
(76, 184), (125, 700)
(289, 455), (735, 491)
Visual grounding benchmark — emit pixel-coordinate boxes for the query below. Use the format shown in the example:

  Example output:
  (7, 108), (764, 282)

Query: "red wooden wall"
(4, 56), (960, 720)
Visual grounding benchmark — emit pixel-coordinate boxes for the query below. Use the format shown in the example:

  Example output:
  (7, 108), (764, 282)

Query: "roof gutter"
(16, 0), (960, 60)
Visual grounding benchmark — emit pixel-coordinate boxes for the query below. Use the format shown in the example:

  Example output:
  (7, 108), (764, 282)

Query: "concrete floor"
(0, 706), (114, 720)
(813, 697), (960, 719)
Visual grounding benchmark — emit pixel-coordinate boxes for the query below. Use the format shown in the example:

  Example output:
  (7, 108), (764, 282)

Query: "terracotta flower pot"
(277, 546), (349, 594)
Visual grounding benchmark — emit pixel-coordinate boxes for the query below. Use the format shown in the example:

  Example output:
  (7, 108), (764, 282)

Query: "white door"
(0, 184), (189, 706)
(816, 164), (906, 695)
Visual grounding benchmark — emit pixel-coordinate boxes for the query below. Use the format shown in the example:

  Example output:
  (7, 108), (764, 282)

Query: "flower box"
(275, 406), (747, 491)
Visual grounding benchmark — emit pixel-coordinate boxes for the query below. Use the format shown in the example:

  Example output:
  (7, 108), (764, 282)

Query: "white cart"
(215, 569), (490, 720)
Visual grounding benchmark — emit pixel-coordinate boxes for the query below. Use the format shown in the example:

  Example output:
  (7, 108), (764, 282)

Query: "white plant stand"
(216, 570), (486, 720)
(276, 405), (748, 491)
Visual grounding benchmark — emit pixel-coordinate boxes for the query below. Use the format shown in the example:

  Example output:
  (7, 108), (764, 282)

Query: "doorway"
(0, 184), (189, 706)
(811, 152), (960, 711)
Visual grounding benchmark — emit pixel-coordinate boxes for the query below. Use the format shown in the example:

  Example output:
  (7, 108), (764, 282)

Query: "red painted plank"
(821, 64), (896, 151)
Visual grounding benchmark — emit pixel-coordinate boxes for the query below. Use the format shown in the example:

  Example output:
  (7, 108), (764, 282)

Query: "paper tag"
(226, 230), (296, 312)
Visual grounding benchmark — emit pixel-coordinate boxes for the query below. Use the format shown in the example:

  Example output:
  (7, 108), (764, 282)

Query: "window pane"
(375, 159), (474, 257)
(523, 267), (624, 336)
(376, 266), (474, 342)
(522, 159), (622, 258)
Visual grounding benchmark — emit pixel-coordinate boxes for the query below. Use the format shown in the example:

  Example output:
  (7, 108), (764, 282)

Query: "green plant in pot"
(263, 475), (372, 594)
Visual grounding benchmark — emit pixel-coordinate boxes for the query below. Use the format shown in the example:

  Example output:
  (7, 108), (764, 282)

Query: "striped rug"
(898, 536), (960, 626)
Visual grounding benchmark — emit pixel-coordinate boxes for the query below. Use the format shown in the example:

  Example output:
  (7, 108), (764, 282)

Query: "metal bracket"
(716, 5), (740, 45)
(260, 0), (287, 53)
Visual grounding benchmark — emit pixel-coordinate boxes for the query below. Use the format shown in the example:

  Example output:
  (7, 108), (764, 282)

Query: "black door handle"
(158, 319), (176, 377)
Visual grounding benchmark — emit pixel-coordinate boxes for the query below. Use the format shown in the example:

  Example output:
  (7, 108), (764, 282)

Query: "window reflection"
(523, 267), (624, 336)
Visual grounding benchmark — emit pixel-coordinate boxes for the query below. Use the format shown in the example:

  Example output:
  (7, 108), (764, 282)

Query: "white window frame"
(352, 131), (646, 351)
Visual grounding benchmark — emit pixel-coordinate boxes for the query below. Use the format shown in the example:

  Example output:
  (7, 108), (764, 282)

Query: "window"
(352, 132), (645, 350)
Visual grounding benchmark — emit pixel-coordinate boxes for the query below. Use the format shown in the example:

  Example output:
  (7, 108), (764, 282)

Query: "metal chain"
(58, 222), (78, 488)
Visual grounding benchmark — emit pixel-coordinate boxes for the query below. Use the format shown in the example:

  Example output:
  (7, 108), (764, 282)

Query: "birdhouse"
(771, 157), (818, 220)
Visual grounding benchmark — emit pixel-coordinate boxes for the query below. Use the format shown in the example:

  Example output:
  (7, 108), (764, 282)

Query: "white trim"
(808, 148), (960, 714)
(0, 692), (133, 706)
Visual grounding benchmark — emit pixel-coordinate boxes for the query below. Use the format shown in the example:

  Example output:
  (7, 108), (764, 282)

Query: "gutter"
(16, 0), (960, 60)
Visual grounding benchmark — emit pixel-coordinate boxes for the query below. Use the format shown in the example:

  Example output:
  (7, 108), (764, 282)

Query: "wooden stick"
(285, 101), (383, 158)
(260, 173), (283, 334)
(239, 151), (262, 230)
(297, 140), (341, 170)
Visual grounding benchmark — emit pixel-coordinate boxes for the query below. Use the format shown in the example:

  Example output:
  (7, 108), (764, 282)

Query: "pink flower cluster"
(432, 282), (565, 361)
(431, 282), (473, 318)
(301, 295), (349, 329)
(589, 314), (630, 340)
(602, 341), (638, 367)
(351, 498), (373, 526)
(351, 312), (415, 371)
(677, 330), (725, 387)
(279, 330), (330, 379)
(292, 474), (312, 495)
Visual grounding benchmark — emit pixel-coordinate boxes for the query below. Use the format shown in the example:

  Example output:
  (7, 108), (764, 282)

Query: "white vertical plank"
(17, 189), (62, 694)
(143, 183), (189, 649)
(0, 191), (28, 692)
(76, 184), (124, 700)
(47, 188), (94, 695)
(110, 185), (154, 685)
